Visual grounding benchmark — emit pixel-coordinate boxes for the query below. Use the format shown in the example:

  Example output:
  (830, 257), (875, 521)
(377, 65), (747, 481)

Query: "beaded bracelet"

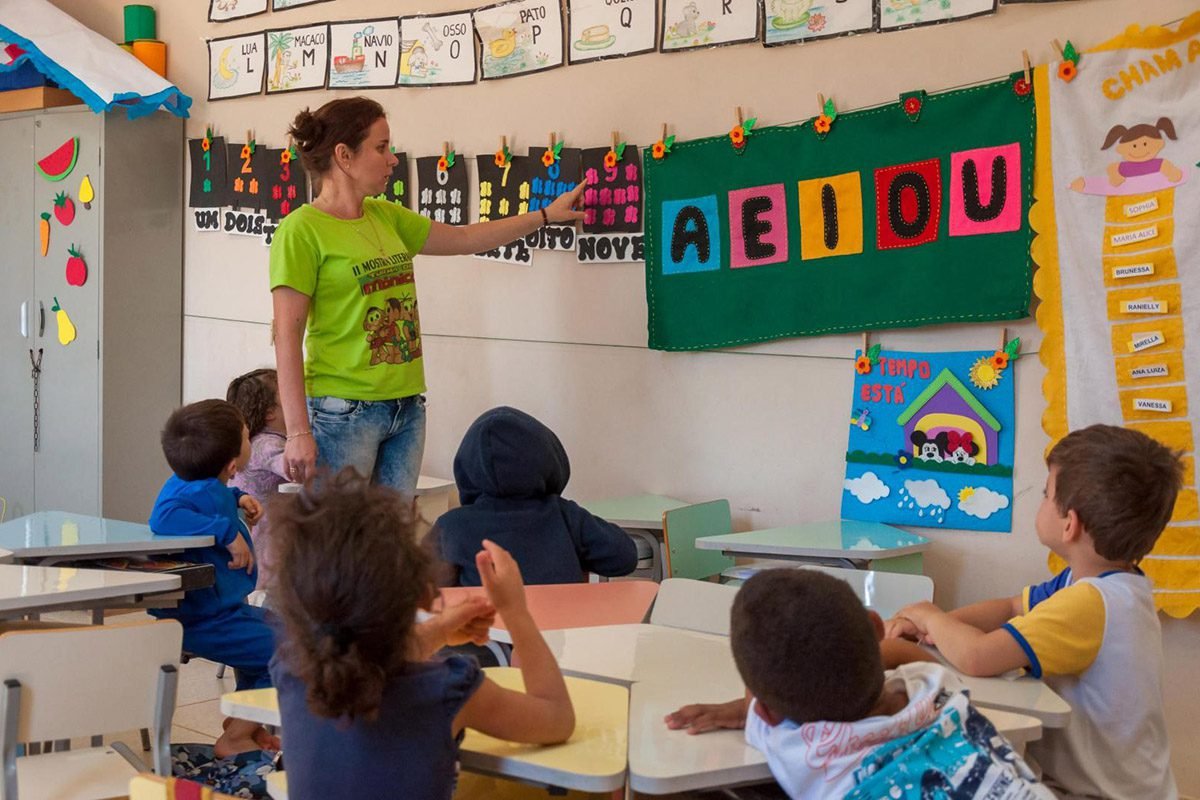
(287, 430), (313, 441)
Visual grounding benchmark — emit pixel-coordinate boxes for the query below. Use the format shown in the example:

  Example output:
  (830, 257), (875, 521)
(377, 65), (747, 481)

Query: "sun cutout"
(969, 356), (1001, 390)
(958, 486), (976, 502)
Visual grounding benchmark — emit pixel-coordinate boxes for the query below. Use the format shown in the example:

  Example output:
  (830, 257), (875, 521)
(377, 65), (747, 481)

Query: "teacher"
(271, 97), (583, 491)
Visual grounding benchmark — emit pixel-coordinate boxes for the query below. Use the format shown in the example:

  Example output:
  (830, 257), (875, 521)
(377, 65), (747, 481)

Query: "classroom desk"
(954, 671), (1071, 728)
(222, 667), (629, 794)
(0, 511), (213, 566)
(696, 519), (931, 574)
(0, 547), (11, 564)
(540, 623), (742, 688)
(439, 580), (659, 644)
(580, 494), (690, 581)
(0, 563), (180, 619)
(626, 678), (1044, 795)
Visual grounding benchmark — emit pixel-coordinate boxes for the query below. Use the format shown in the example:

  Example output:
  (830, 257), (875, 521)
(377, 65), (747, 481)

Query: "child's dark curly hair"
(270, 468), (435, 721)
(226, 368), (278, 438)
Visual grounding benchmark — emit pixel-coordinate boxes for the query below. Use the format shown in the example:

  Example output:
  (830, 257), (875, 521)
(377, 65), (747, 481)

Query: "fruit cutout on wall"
(52, 297), (76, 345)
(36, 137), (80, 182)
(39, 212), (51, 256)
(65, 245), (88, 286)
(79, 175), (94, 210)
(53, 192), (75, 225)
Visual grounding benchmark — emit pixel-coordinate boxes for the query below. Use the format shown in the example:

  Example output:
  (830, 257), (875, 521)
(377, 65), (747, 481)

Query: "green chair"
(662, 500), (735, 580)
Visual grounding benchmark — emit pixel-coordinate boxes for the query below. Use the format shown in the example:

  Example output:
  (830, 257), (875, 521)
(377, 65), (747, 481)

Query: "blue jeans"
(307, 394), (426, 493)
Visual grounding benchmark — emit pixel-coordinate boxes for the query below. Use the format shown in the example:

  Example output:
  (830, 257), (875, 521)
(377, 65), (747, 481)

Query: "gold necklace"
(350, 212), (386, 257)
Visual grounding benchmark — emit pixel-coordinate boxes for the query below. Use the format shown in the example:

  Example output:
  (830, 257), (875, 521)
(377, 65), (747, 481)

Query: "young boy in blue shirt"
(149, 399), (277, 756)
(432, 406), (638, 585)
(888, 424), (1182, 799)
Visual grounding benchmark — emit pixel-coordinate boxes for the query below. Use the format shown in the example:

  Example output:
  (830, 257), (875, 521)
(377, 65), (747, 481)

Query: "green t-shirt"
(269, 199), (433, 401)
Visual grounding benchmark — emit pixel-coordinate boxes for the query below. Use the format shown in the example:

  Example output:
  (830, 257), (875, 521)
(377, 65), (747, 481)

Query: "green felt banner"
(643, 77), (1035, 351)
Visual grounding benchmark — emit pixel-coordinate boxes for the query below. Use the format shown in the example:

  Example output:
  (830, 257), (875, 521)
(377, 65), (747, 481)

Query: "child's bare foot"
(215, 717), (278, 757)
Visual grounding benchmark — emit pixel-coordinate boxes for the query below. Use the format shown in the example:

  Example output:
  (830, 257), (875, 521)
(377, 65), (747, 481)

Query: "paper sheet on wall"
(660, 0), (759, 51)
(188, 134), (231, 208)
(265, 24), (329, 93)
(263, 147), (308, 221)
(208, 33), (266, 100)
(209, 0), (267, 23)
(1031, 12), (1200, 616)
(399, 12), (477, 85)
(763, 0), (873, 46)
(273, 0), (332, 9)
(842, 348), (1015, 533)
(474, 0), (565, 80)
(877, 0), (996, 32)
(375, 153), (409, 209)
(328, 19), (400, 89)
(415, 155), (468, 225)
(526, 146), (581, 250)
(226, 142), (269, 212)
(475, 152), (535, 263)
(566, 0), (657, 63)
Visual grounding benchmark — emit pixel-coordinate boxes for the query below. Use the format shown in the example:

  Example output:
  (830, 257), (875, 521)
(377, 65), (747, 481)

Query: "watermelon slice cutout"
(36, 137), (80, 182)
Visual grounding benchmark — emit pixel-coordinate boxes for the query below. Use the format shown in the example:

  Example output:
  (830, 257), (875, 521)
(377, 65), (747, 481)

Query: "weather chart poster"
(841, 348), (1017, 533)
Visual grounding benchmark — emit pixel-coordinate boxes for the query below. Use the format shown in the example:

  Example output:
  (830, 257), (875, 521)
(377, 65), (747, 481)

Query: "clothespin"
(611, 130), (619, 150)
(999, 327), (1008, 351)
(735, 106), (743, 127)
(1021, 50), (1031, 85)
(818, 93), (826, 114)
(501, 135), (507, 150)
(549, 131), (556, 149)
(862, 332), (869, 355)
(661, 123), (668, 142)
(442, 141), (449, 158)
(1052, 39), (1064, 59)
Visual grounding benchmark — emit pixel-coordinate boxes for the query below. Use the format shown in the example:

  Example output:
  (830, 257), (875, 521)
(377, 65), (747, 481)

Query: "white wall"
(48, 0), (1200, 793)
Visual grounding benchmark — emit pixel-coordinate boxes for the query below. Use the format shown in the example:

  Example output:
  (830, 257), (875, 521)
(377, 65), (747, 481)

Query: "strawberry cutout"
(66, 245), (88, 286)
(53, 192), (75, 226)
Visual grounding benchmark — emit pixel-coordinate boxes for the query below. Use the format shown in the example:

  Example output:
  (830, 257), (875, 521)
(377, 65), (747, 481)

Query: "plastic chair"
(648, 578), (739, 636)
(661, 500), (735, 581)
(1, 620), (182, 800)
(129, 775), (243, 800)
(722, 563), (933, 620)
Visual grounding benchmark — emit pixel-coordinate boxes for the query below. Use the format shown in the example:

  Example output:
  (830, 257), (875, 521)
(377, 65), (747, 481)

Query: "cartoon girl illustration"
(1070, 117), (1185, 193)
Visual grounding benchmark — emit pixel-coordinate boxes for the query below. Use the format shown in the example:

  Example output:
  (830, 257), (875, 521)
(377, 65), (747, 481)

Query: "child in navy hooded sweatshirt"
(433, 406), (638, 585)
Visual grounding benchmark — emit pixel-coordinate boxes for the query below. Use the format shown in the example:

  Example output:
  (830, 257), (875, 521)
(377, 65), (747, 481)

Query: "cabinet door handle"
(38, 301), (45, 337)
(20, 301), (28, 337)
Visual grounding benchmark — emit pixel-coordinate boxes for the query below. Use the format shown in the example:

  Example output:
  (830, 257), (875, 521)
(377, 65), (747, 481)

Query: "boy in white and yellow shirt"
(888, 424), (1182, 799)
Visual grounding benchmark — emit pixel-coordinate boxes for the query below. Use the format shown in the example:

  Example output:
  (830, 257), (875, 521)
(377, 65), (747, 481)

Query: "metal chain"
(29, 348), (42, 453)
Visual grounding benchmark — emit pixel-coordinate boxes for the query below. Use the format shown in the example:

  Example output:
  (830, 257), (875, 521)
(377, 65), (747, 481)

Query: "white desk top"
(580, 494), (689, 530)
(0, 548), (11, 564)
(541, 623), (741, 687)
(696, 520), (931, 560)
(955, 670), (1071, 728)
(415, 475), (455, 496)
(0, 511), (213, 562)
(223, 668), (629, 794)
(0, 563), (180, 617)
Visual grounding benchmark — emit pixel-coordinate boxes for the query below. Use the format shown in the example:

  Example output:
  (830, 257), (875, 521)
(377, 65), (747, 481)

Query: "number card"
(188, 132), (231, 208)
(374, 153), (410, 208)
(474, 0), (565, 80)
(328, 19), (400, 89)
(476, 153), (535, 263)
(581, 145), (641, 233)
(208, 33), (266, 100)
(566, 0), (657, 64)
(264, 147), (309, 221)
(226, 141), (269, 212)
(660, 0), (759, 51)
(265, 24), (329, 93)
(415, 156), (468, 225)
(398, 12), (477, 86)
(525, 146), (581, 250)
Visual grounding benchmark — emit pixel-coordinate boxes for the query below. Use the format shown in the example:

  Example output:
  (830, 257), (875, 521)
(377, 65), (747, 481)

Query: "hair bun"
(288, 108), (325, 149)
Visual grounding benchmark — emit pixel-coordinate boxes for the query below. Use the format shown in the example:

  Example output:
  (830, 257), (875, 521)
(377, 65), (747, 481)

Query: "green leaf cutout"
(664, 135), (676, 149)
(823, 98), (837, 121)
(446, 151), (456, 168)
(1004, 337), (1021, 360)
(743, 117), (757, 132)
(1063, 40), (1078, 64)
(866, 343), (882, 362)
(615, 142), (627, 160)
(553, 140), (564, 157)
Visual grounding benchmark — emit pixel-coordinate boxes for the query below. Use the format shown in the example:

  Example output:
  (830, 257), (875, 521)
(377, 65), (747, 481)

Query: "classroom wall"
(47, 0), (1200, 793)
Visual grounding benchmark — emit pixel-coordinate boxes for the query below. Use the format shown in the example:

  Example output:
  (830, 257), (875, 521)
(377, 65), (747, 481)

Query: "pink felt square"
(728, 183), (789, 268)
(949, 143), (1022, 236)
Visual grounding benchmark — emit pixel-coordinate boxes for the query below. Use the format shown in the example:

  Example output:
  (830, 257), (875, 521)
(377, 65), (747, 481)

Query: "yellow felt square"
(1109, 317), (1185, 356)
(797, 172), (863, 260)
(1102, 248), (1177, 288)
(1118, 384), (1189, 422)
(1128, 420), (1194, 453)
(1104, 188), (1174, 224)
(1154, 525), (1200, 557)
(1113, 351), (1185, 388)
(1141, 554), (1200, 589)
(1183, 456), (1195, 488)
(1101, 217), (1174, 255)
(1170, 488), (1199, 524)
(1105, 283), (1181, 321)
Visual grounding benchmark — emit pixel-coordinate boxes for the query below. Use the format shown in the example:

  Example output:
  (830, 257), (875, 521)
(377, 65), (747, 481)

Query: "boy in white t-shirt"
(888, 424), (1182, 799)
(667, 569), (1052, 800)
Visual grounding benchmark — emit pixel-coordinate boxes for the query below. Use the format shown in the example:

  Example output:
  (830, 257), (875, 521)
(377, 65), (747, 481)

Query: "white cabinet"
(0, 107), (182, 523)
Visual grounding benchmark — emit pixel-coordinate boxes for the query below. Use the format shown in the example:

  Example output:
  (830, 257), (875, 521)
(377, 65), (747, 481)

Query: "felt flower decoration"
(604, 150), (618, 169)
(651, 135), (676, 160)
(903, 96), (922, 116)
(894, 450), (912, 470)
(1013, 76), (1031, 97)
(437, 150), (456, 173)
(494, 145), (510, 168)
(280, 148), (293, 165)
(813, 114), (833, 135)
(729, 118), (756, 151)
(200, 137), (210, 152)
(1058, 61), (1077, 82)
(855, 355), (872, 374)
(990, 351), (1010, 371)
(542, 140), (564, 167)
(241, 139), (256, 159)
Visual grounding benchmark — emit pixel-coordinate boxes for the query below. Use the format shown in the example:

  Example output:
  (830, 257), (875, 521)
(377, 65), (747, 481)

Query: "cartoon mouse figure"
(910, 431), (944, 463)
(675, 2), (701, 38)
(943, 431), (978, 466)
(1070, 118), (1183, 191)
